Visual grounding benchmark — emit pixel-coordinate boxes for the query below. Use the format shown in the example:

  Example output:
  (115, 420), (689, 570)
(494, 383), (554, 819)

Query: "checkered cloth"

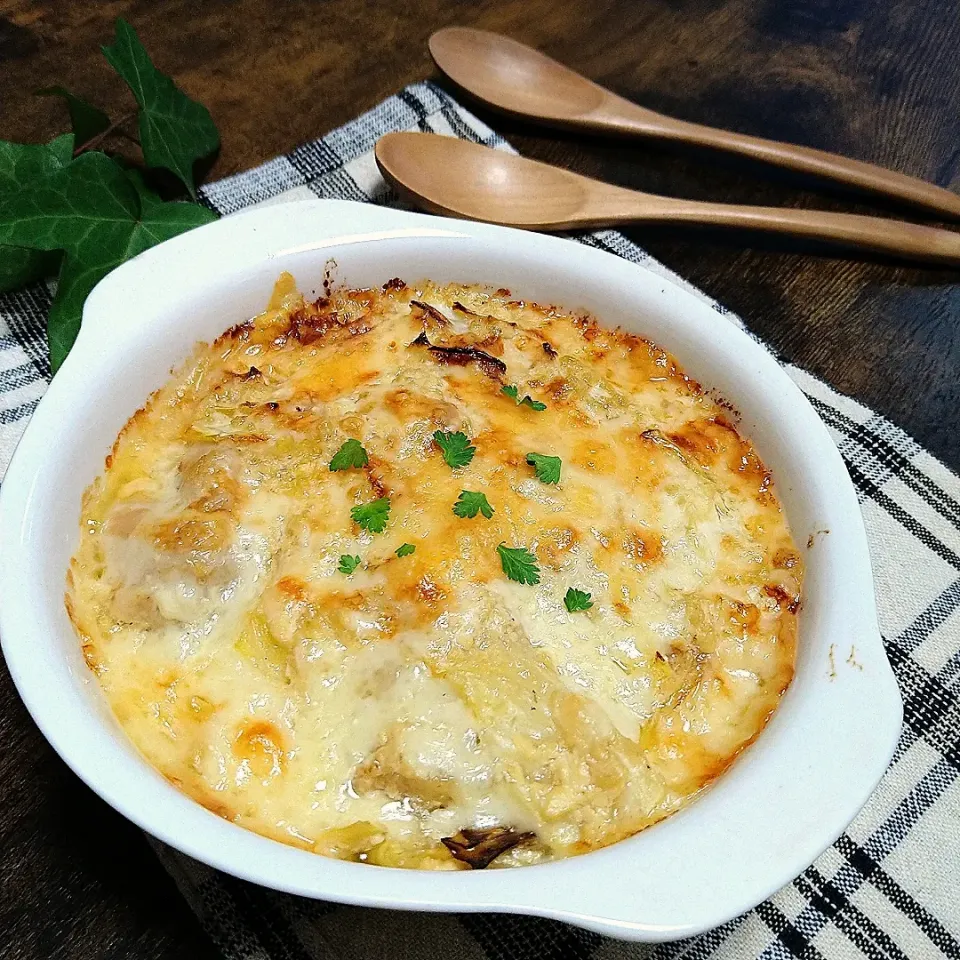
(2, 82), (958, 960)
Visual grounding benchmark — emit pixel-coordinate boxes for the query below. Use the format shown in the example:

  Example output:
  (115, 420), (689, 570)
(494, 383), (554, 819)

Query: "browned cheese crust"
(66, 275), (802, 869)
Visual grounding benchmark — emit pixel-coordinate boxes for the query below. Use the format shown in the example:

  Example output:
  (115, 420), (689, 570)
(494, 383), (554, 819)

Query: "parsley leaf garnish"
(564, 587), (594, 612)
(433, 430), (476, 469)
(329, 438), (369, 471)
(526, 452), (562, 485)
(395, 543), (416, 558)
(502, 384), (547, 411)
(350, 497), (390, 533)
(497, 543), (541, 585)
(453, 490), (494, 519)
(338, 554), (361, 575)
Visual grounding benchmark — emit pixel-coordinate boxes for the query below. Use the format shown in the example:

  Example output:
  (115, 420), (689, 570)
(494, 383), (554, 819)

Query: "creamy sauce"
(66, 277), (802, 869)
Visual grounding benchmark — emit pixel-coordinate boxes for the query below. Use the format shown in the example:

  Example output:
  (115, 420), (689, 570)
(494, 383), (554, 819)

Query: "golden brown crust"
(66, 275), (802, 869)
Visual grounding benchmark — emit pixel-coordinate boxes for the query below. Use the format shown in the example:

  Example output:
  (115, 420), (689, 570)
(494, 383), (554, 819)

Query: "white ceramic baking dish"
(0, 199), (902, 941)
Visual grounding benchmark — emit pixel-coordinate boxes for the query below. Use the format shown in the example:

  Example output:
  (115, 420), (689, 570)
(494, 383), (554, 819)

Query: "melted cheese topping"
(67, 276), (802, 869)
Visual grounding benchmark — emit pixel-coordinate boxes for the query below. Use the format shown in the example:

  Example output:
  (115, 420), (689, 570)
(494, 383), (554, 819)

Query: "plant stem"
(73, 111), (139, 156)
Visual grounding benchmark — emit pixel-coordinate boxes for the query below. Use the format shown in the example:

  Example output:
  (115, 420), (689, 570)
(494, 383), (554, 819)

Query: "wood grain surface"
(2, 0), (959, 956)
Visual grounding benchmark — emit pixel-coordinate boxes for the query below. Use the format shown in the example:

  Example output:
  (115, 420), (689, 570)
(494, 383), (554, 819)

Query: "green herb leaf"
(433, 430), (476, 469)
(0, 135), (73, 293)
(526, 452), (561, 485)
(338, 554), (361, 575)
(36, 86), (111, 146)
(330, 438), (369, 471)
(0, 150), (218, 370)
(501, 383), (546, 411)
(395, 543), (416, 558)
(453, 490), (494, 519)
(351, 496), (391, 533)
(563, 587), (594, 612)
(497, 543), (540, 585)
(0, 243), (61, 296)
(102, 18), (219, 197)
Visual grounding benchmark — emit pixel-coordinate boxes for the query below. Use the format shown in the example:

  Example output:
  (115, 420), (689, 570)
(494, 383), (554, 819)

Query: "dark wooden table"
(2, 0), (958, 956)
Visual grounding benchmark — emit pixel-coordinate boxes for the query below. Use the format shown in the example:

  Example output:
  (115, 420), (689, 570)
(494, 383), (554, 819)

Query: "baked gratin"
(67, 275), (802, 870)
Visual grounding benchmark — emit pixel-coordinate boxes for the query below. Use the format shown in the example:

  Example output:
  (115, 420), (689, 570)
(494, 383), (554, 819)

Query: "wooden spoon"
(429, 27), (960, 221)
(375, 132), (960, 265)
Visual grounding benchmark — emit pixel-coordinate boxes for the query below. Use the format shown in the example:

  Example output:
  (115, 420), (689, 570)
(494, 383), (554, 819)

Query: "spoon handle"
(585, 188), (960, 265)
(584, 93), (960, 220)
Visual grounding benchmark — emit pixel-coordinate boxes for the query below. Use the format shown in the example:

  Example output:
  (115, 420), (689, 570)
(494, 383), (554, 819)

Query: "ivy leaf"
(351, 496), (391, 534)
(497, 543), (541, 585)
(45, 255), (112, 371)
(338, 554), (361, 575)
(329, 438), (369, 472)
(0, 134), (73, 292)
(433, 430), (476, 469)
(563, 588), (594, 612)
(395, 543), (416, 558)
(0, 244), (60, 296)
(526, 452), (562, 485)
(0, 150), (218, 370)
(453, 490), (494, 519)
(36, 87), (111, 146)
(120, 165), (164, 208)
(0, 136), (74, 193)
(102, 18), (219, 198)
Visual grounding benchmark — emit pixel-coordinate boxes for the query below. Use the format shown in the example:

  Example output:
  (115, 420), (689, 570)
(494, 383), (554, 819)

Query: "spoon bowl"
(429, 27), (610, 125)
(376, 132), (596, 226)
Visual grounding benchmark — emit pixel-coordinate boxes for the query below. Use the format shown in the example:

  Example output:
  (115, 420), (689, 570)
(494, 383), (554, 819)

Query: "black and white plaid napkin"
(2, 82), (958, 960)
